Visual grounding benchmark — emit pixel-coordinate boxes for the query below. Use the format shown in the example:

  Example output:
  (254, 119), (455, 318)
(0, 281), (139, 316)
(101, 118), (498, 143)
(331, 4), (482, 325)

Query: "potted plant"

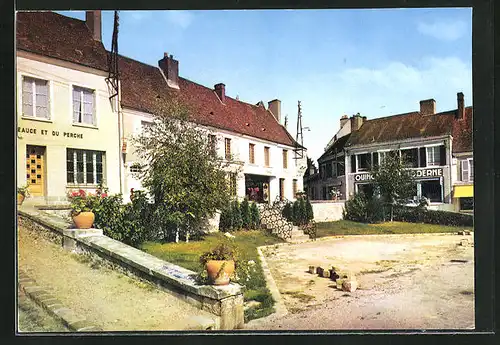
(67, 189), (102, 229)
(199, 240), (238, 286)
(17, 184), (29, 205)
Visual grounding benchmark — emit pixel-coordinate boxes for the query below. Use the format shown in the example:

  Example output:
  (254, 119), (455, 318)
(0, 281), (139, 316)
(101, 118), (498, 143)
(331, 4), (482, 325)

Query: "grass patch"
(359, 268), (391, 275)
(282, 291), (316, 303)
(140, 230), (284, 322)
(315, 220), (471, 238)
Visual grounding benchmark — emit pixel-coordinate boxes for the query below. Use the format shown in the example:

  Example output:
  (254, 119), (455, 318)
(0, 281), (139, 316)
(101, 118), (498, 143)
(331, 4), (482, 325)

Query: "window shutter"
(35, 80), (49, 119)
(419, 147), (427, 167)
(73, 88), (81, 123)
(469, 159), (474, 180)
(439, 145), (446, 166)
(351, 155), (356, 173)
(373, 152), (379, 168)
(22, 78), (33, 116)
(461, 160), (469, 182)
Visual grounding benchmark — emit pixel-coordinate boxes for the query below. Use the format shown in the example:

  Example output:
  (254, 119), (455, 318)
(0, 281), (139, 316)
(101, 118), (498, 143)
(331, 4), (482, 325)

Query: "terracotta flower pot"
(72, 211), (95, 229)
(17, 193), (25, 205)
(206, 260), (235, 286)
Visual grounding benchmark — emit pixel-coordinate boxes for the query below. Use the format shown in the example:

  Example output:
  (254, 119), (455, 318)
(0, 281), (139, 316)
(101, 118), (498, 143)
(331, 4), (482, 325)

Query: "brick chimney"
(214, 83), (226, 103)
(350, 113), (364, 131)
(268, 99), (281, 123)
(340, 115), (349, 128)
(158, 53), (179, 89)
(420, 99), (436, 115)
(456, 92), (465, 120)
(85, 11), (102, 42)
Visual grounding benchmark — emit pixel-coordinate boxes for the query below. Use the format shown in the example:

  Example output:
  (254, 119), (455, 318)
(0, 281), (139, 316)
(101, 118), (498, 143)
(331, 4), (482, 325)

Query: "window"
(208, 134), (217, 156)
(293, 179), (298, 198)
(279, 178), (285, 200)
(22, 77), (49, 119)
(67, 149), (104, 185)
(460, 197), (474, 211)
(225, 138), (231, 160)
(73, 86), (96, 125)
(325, 162), (333, 178)
(338, 161), (345, 176)
(322, 186), (328, 200)
(357, 153), (372, 172)
(264, 147), (270, 167)
(282, 150), (288, 169)
(461, 159), (474, 182)
(421, 180), (442, 202)
(401, 148), (419, 168)
(426, 146), (443, 167)
(332, 162), (337, 177)
(249, 143), (255, 164)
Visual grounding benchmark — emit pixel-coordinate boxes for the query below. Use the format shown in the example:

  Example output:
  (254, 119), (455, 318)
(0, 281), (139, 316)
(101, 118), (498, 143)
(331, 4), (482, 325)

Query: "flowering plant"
(67, 189), (104, 216)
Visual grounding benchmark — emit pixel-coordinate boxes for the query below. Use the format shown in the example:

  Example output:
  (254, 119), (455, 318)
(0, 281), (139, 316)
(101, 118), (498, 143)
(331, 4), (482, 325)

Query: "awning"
(454, 185), (473, 198)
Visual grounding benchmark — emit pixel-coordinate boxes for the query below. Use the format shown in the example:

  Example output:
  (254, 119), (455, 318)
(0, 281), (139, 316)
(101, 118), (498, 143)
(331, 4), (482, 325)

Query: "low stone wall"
(311, 201), (345, 222)
(17, 209), (244, 330)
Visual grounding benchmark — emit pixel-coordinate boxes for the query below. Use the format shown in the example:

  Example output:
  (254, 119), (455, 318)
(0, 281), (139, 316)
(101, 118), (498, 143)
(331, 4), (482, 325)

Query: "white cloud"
(417, 20), (467, 41)
(164, 10), (194, 29)
(122, 10), (153, 23)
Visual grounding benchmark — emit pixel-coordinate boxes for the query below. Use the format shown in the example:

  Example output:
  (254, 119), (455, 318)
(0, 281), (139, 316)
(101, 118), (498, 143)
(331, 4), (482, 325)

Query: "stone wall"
(311, 201), (345, 222)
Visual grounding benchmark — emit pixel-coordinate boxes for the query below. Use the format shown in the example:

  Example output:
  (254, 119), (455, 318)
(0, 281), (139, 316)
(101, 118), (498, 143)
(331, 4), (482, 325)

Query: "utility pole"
(294, 101), (304, 161)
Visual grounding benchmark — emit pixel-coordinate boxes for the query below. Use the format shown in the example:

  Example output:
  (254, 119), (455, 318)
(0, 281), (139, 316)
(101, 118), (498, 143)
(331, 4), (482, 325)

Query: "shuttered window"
(22, 77), (50, 119)
(282, 150), (288, 169)
(249, 143), (255, 164)
(264, 147), (270, 167)
(73, 86), (96, 125)
(461, 159), (474, 182)
(225, 138), (231, 160)
(293, 179), (298, 198)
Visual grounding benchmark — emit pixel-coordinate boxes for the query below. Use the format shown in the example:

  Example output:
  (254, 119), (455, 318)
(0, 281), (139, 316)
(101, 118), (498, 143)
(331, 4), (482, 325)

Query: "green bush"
(219, 204), (233, 232)
(94, 191), (151, 247)
(393, 206), (473, 227)
(343, 193), (385, 223)
(305, 198), (314, 222)
(240, 198), (251, 230)
(292, 200), (300, 224)
(282, 202), (293, 222)
(231, 200), (243, 230)
(298, 198), (307, 225)
(250, 202), (260, 229)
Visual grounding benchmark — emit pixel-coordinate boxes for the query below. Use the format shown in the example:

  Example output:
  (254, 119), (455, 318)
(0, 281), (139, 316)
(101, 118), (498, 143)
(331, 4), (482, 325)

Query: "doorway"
(25, 145), (46, 196)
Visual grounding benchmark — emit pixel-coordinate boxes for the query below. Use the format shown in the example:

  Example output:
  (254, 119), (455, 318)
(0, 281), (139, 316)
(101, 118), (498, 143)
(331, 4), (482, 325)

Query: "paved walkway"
(18, 225), (217, 331)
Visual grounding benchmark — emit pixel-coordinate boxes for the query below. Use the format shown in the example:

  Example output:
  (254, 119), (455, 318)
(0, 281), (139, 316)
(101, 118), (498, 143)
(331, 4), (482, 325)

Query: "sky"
(59, 9), (472, 162)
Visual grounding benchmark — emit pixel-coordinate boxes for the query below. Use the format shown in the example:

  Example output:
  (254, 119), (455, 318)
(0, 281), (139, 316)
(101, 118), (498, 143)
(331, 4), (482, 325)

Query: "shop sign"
(353, 168), (443, 182)
(18, 126), (84, 139)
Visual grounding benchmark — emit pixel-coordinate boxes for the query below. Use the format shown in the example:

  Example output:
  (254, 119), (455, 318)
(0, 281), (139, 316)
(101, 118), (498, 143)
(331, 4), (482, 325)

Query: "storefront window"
(460, 197), (474, 211)
(357, 153), (371, 172)
(67, 149), (104, 185)
(421, 179), (442, 202)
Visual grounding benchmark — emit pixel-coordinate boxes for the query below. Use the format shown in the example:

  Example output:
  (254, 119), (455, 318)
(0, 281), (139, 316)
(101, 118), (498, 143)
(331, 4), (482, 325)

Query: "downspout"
(117, 80), (123, 195)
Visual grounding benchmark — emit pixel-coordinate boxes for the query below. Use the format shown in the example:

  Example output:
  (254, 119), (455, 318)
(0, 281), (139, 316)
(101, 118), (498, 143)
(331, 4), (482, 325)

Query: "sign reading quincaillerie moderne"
(18, 127), (84, 139)
(354, 168), (443, 182)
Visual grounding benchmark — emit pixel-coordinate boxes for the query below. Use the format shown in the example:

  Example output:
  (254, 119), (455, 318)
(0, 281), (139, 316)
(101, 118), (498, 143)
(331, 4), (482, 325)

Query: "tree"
(231, 200), (243, 230)
(371, 153), (416, 221)
(240, 197), (251, 230)
(250, 202), (260, 229)
(305, 198), (314, 222)
(133, 99), (234, 241)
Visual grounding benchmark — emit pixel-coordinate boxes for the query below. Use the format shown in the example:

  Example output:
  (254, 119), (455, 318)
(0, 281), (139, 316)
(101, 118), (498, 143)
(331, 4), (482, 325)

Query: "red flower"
(101, 193), (108, 198)
(79, 189), (86, 197)
(71, 191), (79, 197)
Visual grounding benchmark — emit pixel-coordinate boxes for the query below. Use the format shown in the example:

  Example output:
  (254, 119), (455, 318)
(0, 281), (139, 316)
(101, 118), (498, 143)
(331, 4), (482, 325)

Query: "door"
(26, 145), (46, 196)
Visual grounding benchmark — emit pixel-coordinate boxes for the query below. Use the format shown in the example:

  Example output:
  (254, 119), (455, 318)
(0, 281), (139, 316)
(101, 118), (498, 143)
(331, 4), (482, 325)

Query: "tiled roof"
(346, 111), (455, 147)
(318, 133), (351, 162)
(451, 107), (473, 153)
(16, 11), (299, 148)
(118, 55), (298, 147)
(16, 11), (109, 71)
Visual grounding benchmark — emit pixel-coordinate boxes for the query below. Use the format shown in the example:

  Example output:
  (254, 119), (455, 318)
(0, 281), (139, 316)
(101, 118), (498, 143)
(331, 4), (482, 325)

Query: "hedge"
(393, 206), (473, 227)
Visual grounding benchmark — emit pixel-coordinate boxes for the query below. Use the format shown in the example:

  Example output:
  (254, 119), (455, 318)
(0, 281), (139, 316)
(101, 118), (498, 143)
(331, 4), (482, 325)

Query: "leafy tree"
(371, 153), (416, 221)
(218, 204), (233, 232)
(292, 200), (299, 225)
(250, 202), (260, 229)
(282, 202), (293, 222)
(298, 198), (307, 225)
(240, 197), (251, 230)
(133, 99), (236, 241)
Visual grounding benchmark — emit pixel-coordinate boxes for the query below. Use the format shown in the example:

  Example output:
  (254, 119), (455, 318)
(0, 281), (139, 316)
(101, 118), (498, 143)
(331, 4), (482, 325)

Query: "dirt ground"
(246, 233), (475, 330)
(17, 226), (216, 331)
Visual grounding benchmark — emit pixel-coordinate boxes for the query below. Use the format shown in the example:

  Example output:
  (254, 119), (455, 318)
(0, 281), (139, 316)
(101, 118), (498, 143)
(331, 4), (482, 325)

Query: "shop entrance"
(26, 145), (46, 196)
(245, 174), (270, 203)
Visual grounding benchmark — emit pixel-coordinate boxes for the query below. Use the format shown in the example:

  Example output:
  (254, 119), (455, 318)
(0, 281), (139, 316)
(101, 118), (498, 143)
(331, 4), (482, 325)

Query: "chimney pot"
(420, 99), (436, 115)
(268, 99), (282, 123)
(456, 92), (465, 120)
(340, 114), (349, 128)
(215, 83), (226, 103)
(158, 53), (179, 89)
(350, 114), (364, 131)
(85, 11), (102, 42)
